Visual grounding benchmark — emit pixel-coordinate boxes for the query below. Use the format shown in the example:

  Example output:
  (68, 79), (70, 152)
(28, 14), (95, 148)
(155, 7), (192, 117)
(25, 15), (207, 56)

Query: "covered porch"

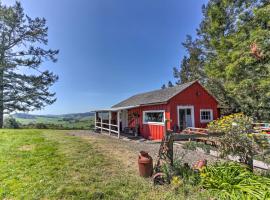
(94, 106), (138, 138)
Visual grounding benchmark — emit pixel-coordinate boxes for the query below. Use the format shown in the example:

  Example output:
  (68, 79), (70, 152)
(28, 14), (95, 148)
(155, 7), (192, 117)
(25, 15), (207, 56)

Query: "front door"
(178, 106), (194, 131)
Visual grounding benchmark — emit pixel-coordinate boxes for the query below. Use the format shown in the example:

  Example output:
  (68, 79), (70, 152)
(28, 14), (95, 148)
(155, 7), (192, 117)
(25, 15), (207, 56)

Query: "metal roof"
(93, 105), (139, 112)
(112, 81), (197, 108)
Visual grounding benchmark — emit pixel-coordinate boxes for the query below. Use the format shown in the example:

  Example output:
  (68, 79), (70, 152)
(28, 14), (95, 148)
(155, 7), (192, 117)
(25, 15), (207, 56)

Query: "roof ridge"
(111, 80), (197, 108)
(130, 80), (196, 97)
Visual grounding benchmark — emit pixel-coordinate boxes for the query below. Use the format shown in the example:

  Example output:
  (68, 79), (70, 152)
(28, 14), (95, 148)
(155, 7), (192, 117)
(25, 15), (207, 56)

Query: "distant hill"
(11, 112), (95, 130)
(12, 113), (37, 119)
(12, 112), (94, 119)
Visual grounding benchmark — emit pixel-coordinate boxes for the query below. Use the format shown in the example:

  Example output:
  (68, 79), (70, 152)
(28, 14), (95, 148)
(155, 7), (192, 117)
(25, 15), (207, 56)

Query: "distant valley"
(11, 112), (95, 130)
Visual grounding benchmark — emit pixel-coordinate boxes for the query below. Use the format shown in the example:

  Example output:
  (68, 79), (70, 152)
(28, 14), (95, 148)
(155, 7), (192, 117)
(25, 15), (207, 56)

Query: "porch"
(94, 106), (138, 138)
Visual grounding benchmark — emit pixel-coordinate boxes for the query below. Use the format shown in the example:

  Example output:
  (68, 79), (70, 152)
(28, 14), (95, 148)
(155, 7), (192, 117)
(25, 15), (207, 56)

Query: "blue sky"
(3, 0), (208, 114)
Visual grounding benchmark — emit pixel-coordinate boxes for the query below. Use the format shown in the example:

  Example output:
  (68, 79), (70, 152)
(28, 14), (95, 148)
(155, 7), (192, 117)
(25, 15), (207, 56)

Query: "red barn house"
(94, 81), (219, 140)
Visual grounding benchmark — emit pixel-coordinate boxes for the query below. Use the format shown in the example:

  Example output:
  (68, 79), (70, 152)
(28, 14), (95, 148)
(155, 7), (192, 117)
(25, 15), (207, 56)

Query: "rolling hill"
(11, 112), (95, 130)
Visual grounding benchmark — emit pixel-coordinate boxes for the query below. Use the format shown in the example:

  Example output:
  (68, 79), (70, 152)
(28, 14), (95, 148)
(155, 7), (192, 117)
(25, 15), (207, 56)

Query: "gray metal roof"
(93, 105), (139, 112)
(112, 81), (197, 108)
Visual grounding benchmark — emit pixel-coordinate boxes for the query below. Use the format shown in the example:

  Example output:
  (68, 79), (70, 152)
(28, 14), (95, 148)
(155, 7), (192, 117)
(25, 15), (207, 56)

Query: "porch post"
(117, 111), (120, 139)
(94, 112), (97, 130)
(100, 112), (103, 133)
(109, 111), (112, 135)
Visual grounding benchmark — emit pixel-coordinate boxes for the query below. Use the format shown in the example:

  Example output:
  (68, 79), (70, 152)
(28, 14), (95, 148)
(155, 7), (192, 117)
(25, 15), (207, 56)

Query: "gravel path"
(67, 130), (220, 169)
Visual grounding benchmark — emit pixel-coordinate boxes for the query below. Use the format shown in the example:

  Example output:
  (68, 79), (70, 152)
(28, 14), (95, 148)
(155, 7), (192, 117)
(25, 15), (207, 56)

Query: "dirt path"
(67, 131), (220, 172)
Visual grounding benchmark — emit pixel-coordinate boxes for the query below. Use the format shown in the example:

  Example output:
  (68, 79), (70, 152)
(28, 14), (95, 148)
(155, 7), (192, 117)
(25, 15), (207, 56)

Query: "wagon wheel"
(152, 172), (166, 185)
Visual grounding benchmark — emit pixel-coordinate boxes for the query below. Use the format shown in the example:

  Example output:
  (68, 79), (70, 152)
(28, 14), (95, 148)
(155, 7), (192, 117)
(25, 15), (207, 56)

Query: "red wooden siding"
(127, 82), (219, 140)
(168, 82), (219, 129)
(128, 104), (170, 140)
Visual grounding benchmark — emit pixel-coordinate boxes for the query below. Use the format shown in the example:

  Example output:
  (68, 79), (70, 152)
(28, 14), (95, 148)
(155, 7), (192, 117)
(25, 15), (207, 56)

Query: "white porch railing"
(95, 111), (121, 138)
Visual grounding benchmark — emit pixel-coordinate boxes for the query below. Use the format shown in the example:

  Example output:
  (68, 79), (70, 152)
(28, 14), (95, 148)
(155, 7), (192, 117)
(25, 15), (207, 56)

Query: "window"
(200, 109), (213, 122)
(143, 110), (165, 125)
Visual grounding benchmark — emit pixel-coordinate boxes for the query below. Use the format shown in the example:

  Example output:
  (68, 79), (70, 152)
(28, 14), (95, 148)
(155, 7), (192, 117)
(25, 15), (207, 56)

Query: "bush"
(4, 117), (21, 129)
(207, 113), (261, 169)
(35, 123), (48, 129)
(159, 160), (201, 186)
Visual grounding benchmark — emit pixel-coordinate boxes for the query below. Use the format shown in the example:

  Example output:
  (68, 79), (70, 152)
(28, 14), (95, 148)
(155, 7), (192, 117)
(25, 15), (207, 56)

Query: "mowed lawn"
(0, 130), (209, 200)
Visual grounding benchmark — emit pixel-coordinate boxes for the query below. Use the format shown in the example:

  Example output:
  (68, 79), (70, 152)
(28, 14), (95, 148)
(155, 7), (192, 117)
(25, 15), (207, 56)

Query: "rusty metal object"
(138, 151), (153, 178)
(193, 159), (207, 172)
(152, 172), (166, 185)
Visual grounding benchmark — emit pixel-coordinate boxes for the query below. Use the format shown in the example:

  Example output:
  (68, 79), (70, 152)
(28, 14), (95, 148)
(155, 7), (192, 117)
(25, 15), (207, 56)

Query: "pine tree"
(161, 84), (166, 89)
(167, 81), (173, 88)
(173, 35), (205, 85)
(170, 0), (270, 120)
(0, 2), (59, 127)
(199, 0), (270, 119)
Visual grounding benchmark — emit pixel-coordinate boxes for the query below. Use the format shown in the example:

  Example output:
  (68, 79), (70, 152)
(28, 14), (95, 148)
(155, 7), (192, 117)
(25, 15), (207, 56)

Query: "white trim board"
(143, 110), (165, 126)
(177, 105), (195, 128)
(200, 109), (213, 123)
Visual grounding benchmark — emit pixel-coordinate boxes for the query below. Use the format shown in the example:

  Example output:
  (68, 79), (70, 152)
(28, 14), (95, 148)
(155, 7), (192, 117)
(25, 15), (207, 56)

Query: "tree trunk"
(0, 68), (4, 128)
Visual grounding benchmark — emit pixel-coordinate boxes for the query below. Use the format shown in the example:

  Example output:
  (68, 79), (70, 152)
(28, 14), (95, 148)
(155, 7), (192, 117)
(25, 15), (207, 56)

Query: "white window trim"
(200, 109), (213, 123)
(143, 110), (165, 126)
(177, 105), (195, 128)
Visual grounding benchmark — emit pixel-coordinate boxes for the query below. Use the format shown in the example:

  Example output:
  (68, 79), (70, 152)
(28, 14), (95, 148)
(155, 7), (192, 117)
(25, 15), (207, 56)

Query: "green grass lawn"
(0, 129), (209, 200)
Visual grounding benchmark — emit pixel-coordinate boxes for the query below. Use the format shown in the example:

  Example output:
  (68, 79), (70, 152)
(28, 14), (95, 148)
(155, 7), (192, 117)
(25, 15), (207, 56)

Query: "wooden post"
(117, 111), (120, 139)
(164, 119), (173, 166)
(100, 113), (103, 133)
(94, 112), (97, 130)
(109, 111), (112, 135)
(164, 119), (168, 138)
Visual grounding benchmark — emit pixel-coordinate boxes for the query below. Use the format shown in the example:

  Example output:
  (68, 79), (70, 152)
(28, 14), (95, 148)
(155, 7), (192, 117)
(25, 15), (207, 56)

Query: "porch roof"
(93, 105), (139, 112)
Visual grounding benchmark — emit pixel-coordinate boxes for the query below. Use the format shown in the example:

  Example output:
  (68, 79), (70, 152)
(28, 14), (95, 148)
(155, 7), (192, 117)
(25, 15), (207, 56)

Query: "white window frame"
(143, 110), (165, 125)
(177, 105), (195, 128)
(200, 109), (213, 123)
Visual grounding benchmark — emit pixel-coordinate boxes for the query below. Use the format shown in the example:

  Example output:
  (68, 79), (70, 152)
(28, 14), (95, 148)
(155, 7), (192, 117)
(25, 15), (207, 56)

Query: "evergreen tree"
(170, 0), (270, 120)
(199, 0), (270, 120)
(167, 81), (173, 88)
(161, 84), (166, 89)
(174, 35), (205, 85)
(0, 2), (59, 127)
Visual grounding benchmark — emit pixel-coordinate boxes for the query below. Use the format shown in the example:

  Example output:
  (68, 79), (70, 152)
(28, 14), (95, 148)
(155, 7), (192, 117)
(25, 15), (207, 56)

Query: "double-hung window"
(200, 109), (213, 123)
(143, 110), (165, 125)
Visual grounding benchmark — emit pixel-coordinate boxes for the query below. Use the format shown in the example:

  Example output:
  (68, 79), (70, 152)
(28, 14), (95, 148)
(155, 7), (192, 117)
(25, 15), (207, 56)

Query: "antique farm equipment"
(138, 151), (153, 178)
(193, 159), (207, 172)
(153, 125), (221, 184)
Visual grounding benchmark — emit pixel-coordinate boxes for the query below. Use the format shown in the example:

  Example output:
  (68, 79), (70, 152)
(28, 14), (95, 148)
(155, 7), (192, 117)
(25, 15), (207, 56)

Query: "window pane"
(200, 110), (211, 121)
(144, 112), (164, 123)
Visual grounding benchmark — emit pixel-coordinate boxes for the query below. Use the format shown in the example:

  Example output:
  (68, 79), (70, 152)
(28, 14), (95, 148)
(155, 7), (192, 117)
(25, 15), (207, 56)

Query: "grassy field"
(14, 115), (94, 130)
(0, 129), (210, 200)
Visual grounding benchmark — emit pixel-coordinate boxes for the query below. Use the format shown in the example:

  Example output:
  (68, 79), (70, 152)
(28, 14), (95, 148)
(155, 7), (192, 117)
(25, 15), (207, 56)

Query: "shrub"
(200, 162), (270, 199)
(4, 117), (21, 129)
(207, 113), (267, 169)
(160, 160), (201, 186)
(35, 123), (48, 129)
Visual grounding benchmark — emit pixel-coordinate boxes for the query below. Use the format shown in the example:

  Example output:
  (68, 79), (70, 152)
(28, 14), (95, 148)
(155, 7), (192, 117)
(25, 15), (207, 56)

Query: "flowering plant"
(207, 113), (268, 169)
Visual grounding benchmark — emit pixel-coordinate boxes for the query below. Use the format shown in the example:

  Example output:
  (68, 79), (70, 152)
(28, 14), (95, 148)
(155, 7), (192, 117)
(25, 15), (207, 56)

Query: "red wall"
(168, 82), (219, 129)
(128, 82), (219, 140)
(128, 104), (170, 140)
